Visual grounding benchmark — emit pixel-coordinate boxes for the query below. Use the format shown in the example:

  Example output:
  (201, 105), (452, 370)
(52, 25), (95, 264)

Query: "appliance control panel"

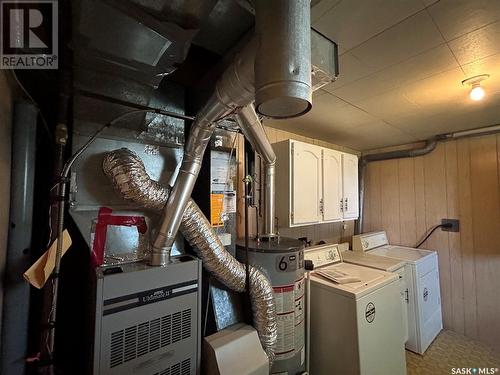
(304, 244), (342, 268)
(352, 231), (389, 252)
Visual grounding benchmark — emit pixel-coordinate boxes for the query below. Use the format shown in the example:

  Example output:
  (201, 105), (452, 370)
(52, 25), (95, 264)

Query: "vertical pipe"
(151, 0), (313, 261)
(150, 41), (256, 265)
(1, 102), (37, 375)
(235, 104), (276, 237)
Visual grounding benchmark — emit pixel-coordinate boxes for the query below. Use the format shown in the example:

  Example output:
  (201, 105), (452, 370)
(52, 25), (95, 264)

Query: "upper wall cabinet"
(274, 139), (359, 227)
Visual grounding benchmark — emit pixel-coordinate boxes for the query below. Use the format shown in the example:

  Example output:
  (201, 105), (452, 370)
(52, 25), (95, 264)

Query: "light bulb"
(469, 85), (485, 101)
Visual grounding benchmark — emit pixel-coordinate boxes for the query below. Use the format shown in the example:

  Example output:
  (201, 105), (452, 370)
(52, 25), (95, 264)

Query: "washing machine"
(305, 244), (406, 375)
(352, 231), (443, 354)
(340, 243), (409, 343)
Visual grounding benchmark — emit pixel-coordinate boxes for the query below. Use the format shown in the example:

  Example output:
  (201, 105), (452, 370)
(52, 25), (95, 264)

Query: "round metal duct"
(254, 0), (312, 118)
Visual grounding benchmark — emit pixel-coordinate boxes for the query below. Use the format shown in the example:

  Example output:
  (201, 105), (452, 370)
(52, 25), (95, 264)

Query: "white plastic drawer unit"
(273, 139), (359, 227)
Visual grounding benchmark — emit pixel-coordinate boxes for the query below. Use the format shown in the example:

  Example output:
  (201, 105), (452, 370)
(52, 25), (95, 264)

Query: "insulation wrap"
(102, 148), (277, 362)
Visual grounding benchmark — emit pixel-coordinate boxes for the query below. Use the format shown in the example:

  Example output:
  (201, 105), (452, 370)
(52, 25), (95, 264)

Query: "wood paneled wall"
(363, 134), (500, 351)
(236, 124), (359, 245)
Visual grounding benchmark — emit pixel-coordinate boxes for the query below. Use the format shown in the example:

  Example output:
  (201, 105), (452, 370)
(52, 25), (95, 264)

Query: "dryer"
(352, 231), (443, 354)
(305, 244), (406, 375)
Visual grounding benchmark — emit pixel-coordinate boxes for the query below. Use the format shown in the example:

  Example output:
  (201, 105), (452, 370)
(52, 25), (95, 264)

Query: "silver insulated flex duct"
(102, 148), (278, 362)
(150, 1), (312, 265)
(235, 103), (277, 237)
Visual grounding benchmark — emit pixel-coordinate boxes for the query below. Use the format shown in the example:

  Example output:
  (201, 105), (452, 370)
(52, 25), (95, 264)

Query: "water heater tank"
(236, 237), (305, 375)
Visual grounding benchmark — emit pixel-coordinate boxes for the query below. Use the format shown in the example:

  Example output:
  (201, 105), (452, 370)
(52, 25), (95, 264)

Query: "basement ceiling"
(265, 0), (500, 151)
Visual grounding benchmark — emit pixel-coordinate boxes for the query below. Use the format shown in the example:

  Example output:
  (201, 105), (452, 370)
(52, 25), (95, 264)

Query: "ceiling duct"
(254, 0), (312, 118)
(151, 1), (312, 265)
(311, 28), (339, 91)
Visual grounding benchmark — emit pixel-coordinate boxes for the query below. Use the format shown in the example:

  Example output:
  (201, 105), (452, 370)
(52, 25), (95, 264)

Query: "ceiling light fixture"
(462, 74), (489, 101)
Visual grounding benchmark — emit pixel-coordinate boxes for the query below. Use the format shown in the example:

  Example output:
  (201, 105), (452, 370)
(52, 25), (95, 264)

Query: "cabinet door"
(322, 148), (343, 221)
(342, 153), (359, 219)
(291, 141), (322, 225)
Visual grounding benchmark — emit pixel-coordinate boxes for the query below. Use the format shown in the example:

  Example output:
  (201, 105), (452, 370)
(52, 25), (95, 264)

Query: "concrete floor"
(406, 330), (500, 375)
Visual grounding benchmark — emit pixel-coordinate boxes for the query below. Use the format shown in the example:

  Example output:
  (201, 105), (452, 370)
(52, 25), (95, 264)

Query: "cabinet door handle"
(339, 199), (343, 212)
(344, 197), (348, 211)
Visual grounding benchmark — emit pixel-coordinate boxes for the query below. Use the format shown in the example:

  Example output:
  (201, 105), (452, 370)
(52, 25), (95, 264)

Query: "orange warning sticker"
(210, 193), (224, 227)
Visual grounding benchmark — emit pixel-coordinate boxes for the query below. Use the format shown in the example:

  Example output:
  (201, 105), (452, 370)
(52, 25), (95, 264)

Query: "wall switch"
(441, 219), (459, 232)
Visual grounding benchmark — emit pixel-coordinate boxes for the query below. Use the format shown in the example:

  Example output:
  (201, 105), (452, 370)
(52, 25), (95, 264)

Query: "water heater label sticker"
(295, 297), (304, 324)
(295, 277), (305, 300)
(294, 319), (305, 355)
(275, 313), (295, 359)
(273, 285), (295, 313)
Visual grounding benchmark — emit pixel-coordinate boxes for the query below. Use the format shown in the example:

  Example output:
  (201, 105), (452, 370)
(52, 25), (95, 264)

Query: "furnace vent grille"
(154, 358), (191, 375)
(109, 309), (192, 368)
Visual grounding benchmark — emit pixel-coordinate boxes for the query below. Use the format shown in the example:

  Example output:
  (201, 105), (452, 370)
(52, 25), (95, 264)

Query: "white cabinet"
(291, 141), (322, 225)
(322, 148), (343, 221)
(274, 139), (359, 227)
(342, 152), (359, 220)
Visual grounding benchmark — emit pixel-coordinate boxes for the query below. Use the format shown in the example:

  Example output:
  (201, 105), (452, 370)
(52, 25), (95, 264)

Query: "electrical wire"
(416, 224), (449, 248)
(42, 108), (159, 363)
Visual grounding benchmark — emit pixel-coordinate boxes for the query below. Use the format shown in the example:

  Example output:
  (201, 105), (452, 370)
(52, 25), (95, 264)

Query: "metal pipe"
(254, 0), (312, 118)
(47, 109), (152, 359)
(1, 102), (37, 375)
(356, 123), (500, 234)
(235, 104), (277, 237)
(152, 0), (314, 263)
(448, 123), (500, 139)
(356, 137), (440, 234)
(102, 148), (277, 362)
(150, 40), (257, 265)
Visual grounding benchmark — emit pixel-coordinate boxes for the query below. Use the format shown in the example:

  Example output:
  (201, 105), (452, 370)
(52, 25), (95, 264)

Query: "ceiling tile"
(427, 0), (500, 41)
(421, 0), (439, 6)
(349, 11), (444, 72)
(354, 89), (423, 120)
(448, 20), (500, 65)
(264, 92), (382, 140)
(311, 0), (342, 23)
(390, 101), (500, 139)
(330, 44), (458, 103)
(312, 0), (425, 51)
(327, 121), (418, 150)
(323, 51), (378, 90)
(402, 67), (466, 109)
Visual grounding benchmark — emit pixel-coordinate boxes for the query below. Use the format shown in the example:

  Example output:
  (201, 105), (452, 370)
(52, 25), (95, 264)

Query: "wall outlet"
(441, 219), (460, 232)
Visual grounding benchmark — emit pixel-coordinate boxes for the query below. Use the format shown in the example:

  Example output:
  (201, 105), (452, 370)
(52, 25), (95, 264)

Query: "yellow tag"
(210, 193), (224, 227)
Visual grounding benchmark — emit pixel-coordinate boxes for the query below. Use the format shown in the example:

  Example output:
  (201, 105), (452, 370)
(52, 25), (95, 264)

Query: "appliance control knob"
(304, 259), (314, 271)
